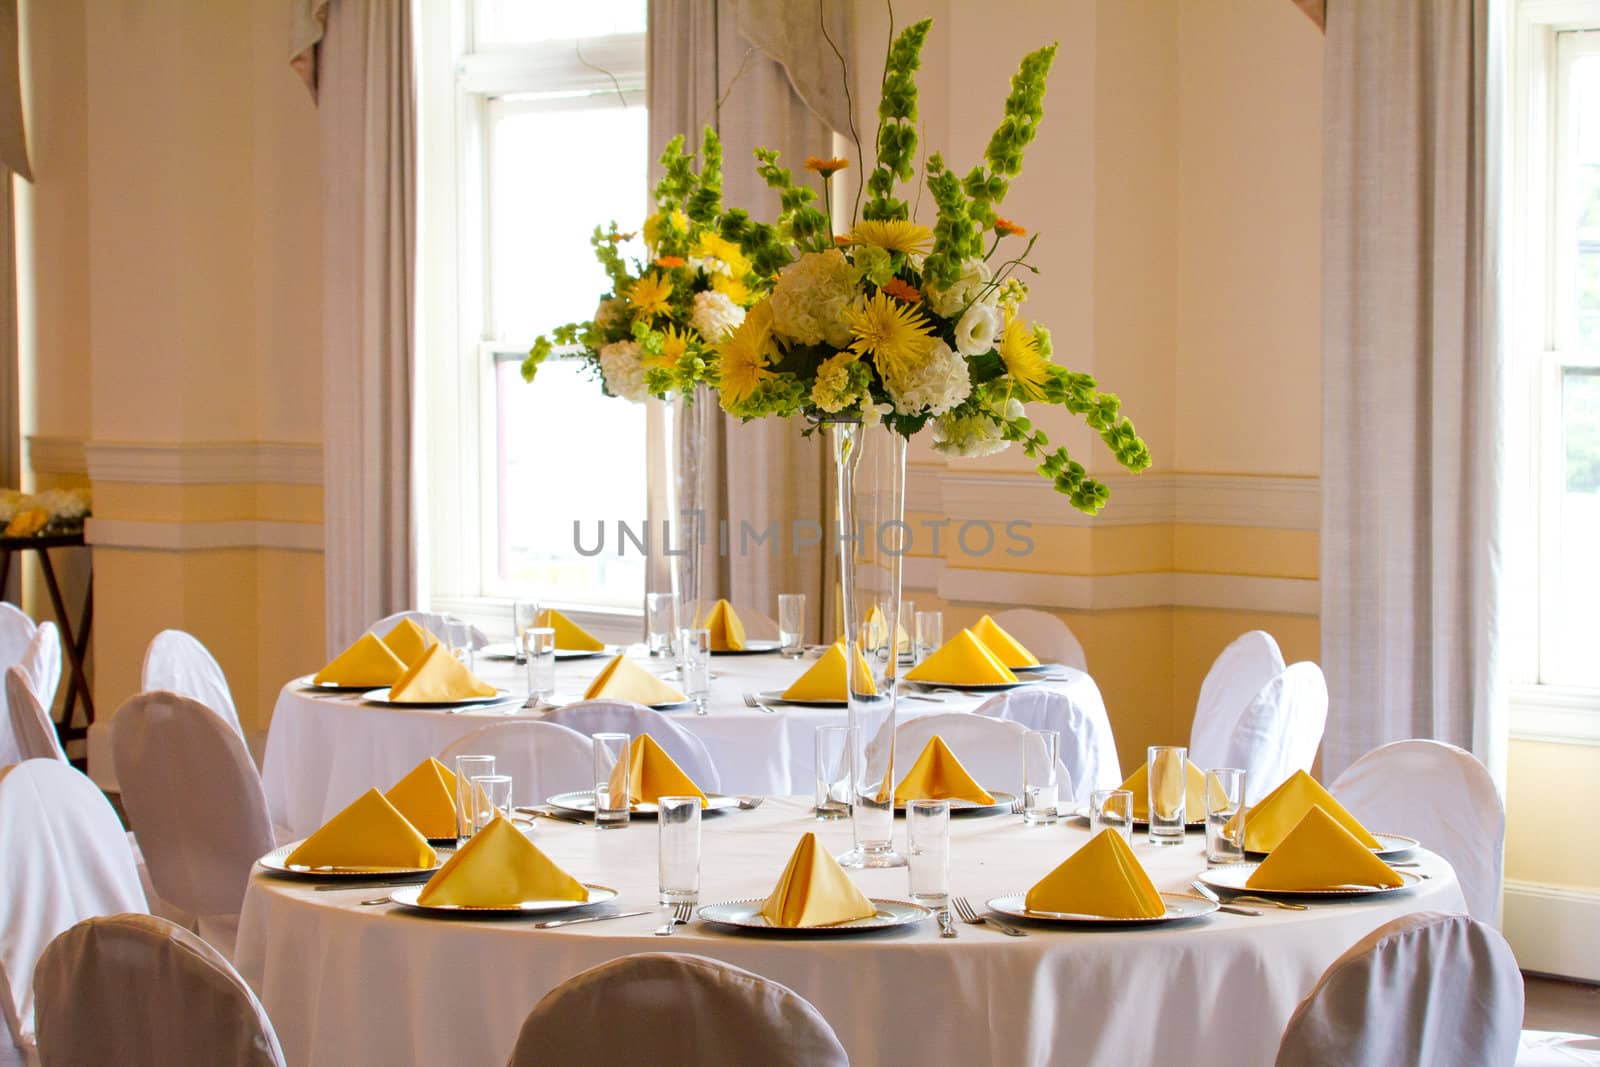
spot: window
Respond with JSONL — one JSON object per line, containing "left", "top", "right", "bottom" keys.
{"left": 419, "top": 1, "right": 650, "bottom": 623}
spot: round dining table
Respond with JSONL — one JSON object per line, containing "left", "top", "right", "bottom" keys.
{"left": 233, "top": 796, "right": 1466, "bottom": 1067}
{"left": 258, "top": 648, "right": 1118, "bottom": 837}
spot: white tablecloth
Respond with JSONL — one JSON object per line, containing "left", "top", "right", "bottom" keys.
{"left": 259, "top": 651, "right": 1115, "bottom": 837}
{"left": 234, "top": 797, "right": 1466, "bottom": 1067}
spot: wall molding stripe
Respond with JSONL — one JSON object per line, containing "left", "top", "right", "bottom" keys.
{"left": 917, "top": 564, "right": 1318, "bottom": 614}
{"left": 1502, "top": 881, "right": 1600, "bottom": 982}
{"left": 27, "top": 434, "right": 88, "bottom": 476}
{"left": 84, "top": 440, "right": 323, "bottom": 485}
{"left": 85, "top": 517, "right": 323, "bottom": 552}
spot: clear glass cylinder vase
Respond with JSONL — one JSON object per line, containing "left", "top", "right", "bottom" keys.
{"left": 668, "top": 384, "right": 713, "bottom": 660}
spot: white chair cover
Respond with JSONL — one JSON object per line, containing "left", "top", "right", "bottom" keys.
{"left": 894, "top": 712, "right": 1070, "bottom": 797}
{"left": 991, "top": 608, "right": 1087, "bottom": 671}
{"left": 32, "top": 914, "right": 286, "bottom": 1067}
{"left": 5, "top": 667, "right": 64, "bottom": 763}
{"left": 437, "top": 721, "right": 594, "bottom": 806}
{"left": 1518, "top": 1031, "right": 1600, "bottom": 1066}
{"left": 18, "top": 623, "right": 59, "bottom": 722}
{"left": 0, "top": 760, "right": 147, "bottom": 1062}
{"left": 0, "top": 603, "right": 36, "bottom": 677}
{"left": 508, "top": 953, "right": 848, "bottom": 1067}
{"left": 141, "top": 630, "right": 243, "bottom": 739}
{"left": 1189, "top": 630, "right": 1285, "bottom": 770}
{"left": 976, "top": 687, "right": 1121, "bottom": 801}
{"left": 1330, "top": 739, "right": 1506, "bottom": 925}
{"left": 1217, "top": 661, "right": 1328, "bottom": 804}
{"left": 1275, "top": 911, "right": 1523, "bottom": 1067}
{"left": 542, "top": 700, "right": 722, "bottom": 792}
{"left": 111, "top": 692, "right": 275, "bottom": 958}
{"left": 365, "top": 611, "right": 489, "bottom": 650}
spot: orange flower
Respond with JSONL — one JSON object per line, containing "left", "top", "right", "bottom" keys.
{"left": 805, "top": 156, "right": 850, "bottom": 177}
{"left": 880, "top": 278, "right": 922, "bottom": 304}
{"left": 655, "top": 256, "right": 687, "bottom": 268}
{"left": 607, "top": 231, "right": 638, "bottom": 243}
{"left": 994, "top": 217, "right": 1027, "bottom": 237}
{"left": 833, "top": 234, "right": 854, "bottom": 246}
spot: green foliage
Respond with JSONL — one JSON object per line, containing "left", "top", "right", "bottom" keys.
{"left": 591, "top": 224, "right": 633, "bottom": 295}
{"left": 864, "top": 18, "right": 932, "bottom": 222}
{"left": 718, "top": 209, "right": 794, "bottom": 276}
{"left": 924, "top": 155, "right": 982, "bottom": 288}
{"left": 965, "top": 43, "right": 1056, "bottom": 229}
{"left": 754, "top": 149, "right": 832, "bottom": 252}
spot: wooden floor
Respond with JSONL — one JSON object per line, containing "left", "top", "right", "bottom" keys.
{"left": 1525, "top": 975, "right": 1600, "bottom": 1032}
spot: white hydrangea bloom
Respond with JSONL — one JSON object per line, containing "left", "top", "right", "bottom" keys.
{"left": 689, "top": 290, "right": 745, "bottom": 342}
{"left": 930, "top": 399, "right": 1022, "bottom": 458}
{"left": 926, "top": 258, "right": 994, "bottom": 318}
{"left": 769, "top": 249, "right": 856, "bottom": 349}
{"left": 886, "top": 340, "right": 972, "bottom": 416}
{"left": 593, "top": 296, "right": 627, "bottom": 335}
{"left": 953, "top": 302, "right": 1002, "bottom": 357}
{"left": 597, "top": 340, "right": 649, "bottom": 403}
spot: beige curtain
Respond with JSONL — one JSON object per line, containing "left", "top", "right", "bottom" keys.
{"left": 291, "top": 0, "right": 418, "bottom": 653}
{"left": 1320, "top": 0, "right": 1505, "bottom": 785}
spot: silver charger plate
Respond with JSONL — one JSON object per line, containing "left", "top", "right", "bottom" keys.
{"left": 1245, "top": 831, "right": 1421, "bottom": 861}
{"left": 697, "top": 898, "right": 930, "bottom": 933}
{"left": 1011, "top": 661, "right": 1067, "bottom": 674}
{"left": 753, "top": 689, "right": 844, "bottom": 708}
{"left": 986, "top": 891, "right": 1219, "bottom": 926}
{"left": 1198, "top": 863, "right": 1422, "bottom": 899}
{"left": 556, "top": 647, "right": 610, "bottom": 660}
{"left": 710, "top": 640, "right": 782, "bottom": 656}
{"left": 294, "top": 674, "right": 380, "bottom": 694}
{"left": 903, "top": 679, "right": 1032, "bottom": 693}
{"left": 257, "top": 844, "right": 442, "bottom": 879}
{"left": 893, "top": 790, "right": 1016, "bottom": 816}
{"left": 545, "top": 791, "right": 742, "bottom": 817}
{"left": 360, "top": 687, "right": 516, "bottom": 709}
{"left": 387, "top": 883, "right": 618, "bottom": 914}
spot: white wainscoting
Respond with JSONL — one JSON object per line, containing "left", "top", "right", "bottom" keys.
{"left": 84, "top": 518, "right": 322, "bottom": 552}
{"left": 84, "top": 440, "right": 322, "bottom": 485}
{"left": 1502, "top": 881, "right": 1600, "bottom": 982}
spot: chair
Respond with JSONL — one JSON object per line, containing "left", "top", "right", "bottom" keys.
{"left": 894, "top": 712, "right": 1070, "bottom": 797}
{"left": 1189, "top": 630, "right": 1285, "bottom": 770}
{"left": 141, "top": 630, "right": 244, "bottom": 739}
{"left": 976, "top": 687, "right": 1122, "bottom": 801}
{"left": 18, "top": 621, "right": 60, "bottom": 720}
{"left": 0, "top": 626, "right": 60, "bottom": 766}
{"left": 111, "top": 692, "right": 276, "bottom": 960}
{"left": 0, "top": 760, "right": 147, "bottom": 1065}
{"left": 1208, "top": 661, "right": 1327, "bottom": 804}
{"left": 1330, "top": 739, "right": 1505, "bottom": 925}
{"left": 1518, "top": 1031, "right": 1600, "bottom": 1065}
{"left": 5, "top": 666, "right": 65, "bottom": 763}
{"left": 991, "top": 608, "right": 1087, "bottom": 671}
{"left": 0, "top": 603, "right": 36, "bottom": 676}
{"left": 542, "top": 700, "right": 722, "bottom": 792}
{"left": 32, "top": 914, "right": 286, "bottom": 1067}
{"left": 438, "top": 721, "right": 594, "bottom": 806}
{"left": 508, "top": 953, "right": 848, "bottom": 1067}
{"left": 1275, "top": 911, "right": 1522, "bottom": 1066}
{"left": 366, "top": 610, "right": 489, "bottom": 649}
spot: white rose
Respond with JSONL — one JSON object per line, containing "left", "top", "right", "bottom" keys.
{"left": 953, "top": 303, "right": 1002, "bottom": 356}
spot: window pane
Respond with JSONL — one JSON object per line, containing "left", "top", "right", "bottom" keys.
{"left": 475, "top": 0, "right": 646, "bottom": 46}
{"left": 1572, "top": 55, "right": 1600, "bottom": 351}
{"left": 495, "top": 358, "right": 646, "bottom": 606}
{"left": 1548, "top": 368, "right": 1600, "bottom": 686}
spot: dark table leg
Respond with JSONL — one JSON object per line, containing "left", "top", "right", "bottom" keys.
{"left": 39, "top": 548, "right": 96, "bottom": 740}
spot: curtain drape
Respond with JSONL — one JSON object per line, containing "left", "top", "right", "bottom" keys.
{"left": 1320, "top": 0, "right": 1505, "bottom": 786}
{"left": 291, "top": 0, "right": 418, "bottom": 654}
{"left": 647, "top": 0, "right": 850, "bottom": 641}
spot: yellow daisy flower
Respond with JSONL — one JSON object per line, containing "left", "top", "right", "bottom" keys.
{"left": 847, "top": 290, "right": 937, "bottom": 387}
{"left": 714, "top": 300, "right": 778, "bottom": 405}
{"left": 627, "top": 272, "right": 674, "bottom": 320}
{"left": 998, "top": 314, "right": 1051, "bottom": 400}
{"left": 653, "top": 325, "right": 692, "bottom": 369}
{"left": 850, "top": 219, "right": 935, "bottom": 256}
{"left": 710, "top": 272, "right": 752, "bottom": 306}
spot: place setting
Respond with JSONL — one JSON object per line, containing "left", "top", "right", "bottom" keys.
{"left": 543, "top": 733, "right": 743, "bottom": 820}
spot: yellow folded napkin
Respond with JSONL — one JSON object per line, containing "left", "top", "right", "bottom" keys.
{"left": 387, "top": 642, "right": 497, "bottom": 703}
{"left": 605, "top": 734, "right": 709, "bottom": 807}
{"left": 862, "top": 605, "right": 910, "bottom": 654}
{"left": 382, "top": 618, "right": 436, "bottom": 666}
{"left": 1246, "top": 805, "right": 1404, "bottom": 891}
{"left": 781, "top": 641, "right": 877, "bottom": 702}
{"left": 893, "top": 735, "right": 996, "bottom": 806}
{"left": 284, "top": 788, "right": 438, "bottom": 870}
{"left": 1119, "top": 757, "right": 1207, "bottom": 822}
{"left": 536, "top": 608, "right": 606, "bottom": 652}
{"left": 582, "top": 654, "right": 688, "bottom": 706}
{"left": 759, "top": 832, "right": 877, "bottom": 928}
{"left": 904, "top": 629, "right": 1019, "bottom": 685}
{"left": 417, "top": 815, "right": 589, "bottom": 907}
{"left": 970, "top": 614, "right": 1040, "bottom": 668}
{"left": 1244, "top": 769, "right": 1382, "bottom": 852}
{"left": 312, "top": 633, "right": 408, "bottom": 687}
{"left": 697, "top": 599, "right": 746, "bottom": 651}
{"left": 384, "top": 757, "right": 458, "bottom": 839}
{"left": 1025, "top": 828, "right": 1166, "bottom": 919}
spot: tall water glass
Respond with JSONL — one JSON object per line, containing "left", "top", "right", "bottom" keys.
{"left": 913, "top": 611, "right": 943, "bottom": 665}
{"left": 593, "top": 733, "right": 631, "bottom": 829}
{"left": 1204, "top": 767, "right": 1247, "bottom": 864}
{"left": 445, "top": 619, "right": 475, "bottom": 671}
{"left": 453, "top": 754, "right": 495, "bottom": 843}
{"left": 511, "top": 600, "right": 541, "bottom": 663}
{"left": 524, "top": 626, "right": 556, "bottom": 704}
{"left": 657, "top": 796, "right": 702, "bottom": 905}
{"left": 470, "top": 774, "right": 513, "bottom": 833}
{"left": 906, "top": 799, "right": 951, "bottom": 911}
{"left": 1090, "top": 788, "right": 1134, "bottom": 843}
{"left": 1022, "top": 730, "right": 1060, "bottom": 825}
{"left": 645, "top": 593, "right": 678, "bottom": 658}
{"left": 1147, "top": 745, "right": 1188, "bottom": 846}
{"left": 814, "top": 725, "right": 853, "bottom": 820}
{"left": 777, "top": 594, "right": 806, "bottom": 658}
{"left": 683, "top": 628, "right": 712, "bottom": 714}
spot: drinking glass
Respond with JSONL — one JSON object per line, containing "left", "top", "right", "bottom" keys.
{"left": 645, "top": 593, "right": 678, "bottom": 658}
{"left": 445, "top": 618, "right": 475, "bottom": 670}
{"left": 1204, "top": 767, "right": 1247, "bottom": 864}
{"left": 524, "top": 626, "right": 556, "bottom": 704}
{"left": 1022, "top": 730, "right": 1060, "bottom": 825}
{"left": 913, "top": 611, "right": 943, "bottom": 665}
{"left": 906, "top": 799, "right": 951, "bottom": 911}
{"left": 470, "top": 774, "right": 513, "bottom": 833}
{"left": 511, "top": 600, "right": 541, "bottom": 663}
{"left": 683, "top": 627, "right": 712, "bottom": 714}
{"left": 1147, "top": 745, "right": 1188, "bottom": 846}
{"left": 814, "top": 725, "right": 853, "bottom": 820}
{"left": 1090, "top": 788, "right": 1134, "bottom": 843}
{"left": 657, "top": 796, "right": 702, "bottom": 905}
{"left": 592, "top": 733, "right": 631, "bottom": 829}
{"left": 777, "top": 594, "right": 806, "bottom": 658}
{"left": 453, "top": 754, "right": 494, "bottom": 843}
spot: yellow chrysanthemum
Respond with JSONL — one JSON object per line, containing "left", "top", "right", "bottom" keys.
{"left": 643, "top": 209, "right": 689, "bottom": 249}
{"left": 850, "top": 219, "right": 935, "bottom": 256}
{"left": 628, "top": 273, "right": 674, "bottom": 320}
{"left": 847, "top": 290, "right": 937, "bottom": 388}
{"left": 710, "top": 272, "right": 752, "bottom": 306}
{"left": 693, "top": 232, "right": 740, "bottom": 266}
{"left": 998, "top": 314, "right": 1051, "bottom": 400}
{"left": 714, "top": 300, "right": 778, "bottom": 405}
{"left": 652, "top": 325, "right": 692, "bottom": 369}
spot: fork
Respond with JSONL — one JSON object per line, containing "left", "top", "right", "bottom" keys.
{"left": 951, "top": 895, "right": 1026, "bottom": 937}
{"left": 1189, "top": 880, "right": 1307, "bottom": 911}
{"left": 654, "top": 901, "right": 695, "bottom": 936}
{"left": 740, "top": 693, "right": 778, "bottom": 715}
{"left": 1009, "top": 796, "right": 1026, "bottom": 815}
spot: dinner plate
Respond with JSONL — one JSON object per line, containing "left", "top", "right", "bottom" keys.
{"left": 696, "top": 898, "right": 930, "bottom": 934}
{"left": 893, "top": 791, "right": 1016, "bottom": 816}
{"left": 903, "top": 679, "right": 1033, "bottom": 693}
{"left": 986, "top": 892, "right": 1218, "bottom": 926}
{"left": 387, "top": 883, "right": 619, "bottom": 915}
{"left": 257, "top": 844, "right": 442, "bottom": 879}
{"left": 293, "top": 675, "right": 377, "bottom": 694}
{"left": 752, "top": 689, "right": 845, "bottom": 708}
{"left": 1197, "top": 863, "right": 1423, "bottom": 899}
{"left": 360, "top": 687, "right": 517, "bottom": 709}
{"left": 710, "top": 640, "right": 782, "bottom": 656}
{"left": 544, "top": 791, "right": 742, "bottom": 817}
{"left": 1010, "top": 662, "right": 1068, "bottom": 674}
{"left": 1245, "top": 831, "right": 1420, "bottom": 861}
{"left": 555, "top": 647, "right": 610, "bottom": 660}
